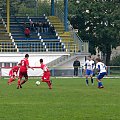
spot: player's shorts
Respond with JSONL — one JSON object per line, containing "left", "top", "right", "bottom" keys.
{"left": 42, "top": 71, "right": 50, "bottom": 81}
{"left": 19, "top": 71, "right": 28, "bottom": 79}
{"left": 97, "top": 72, "right": 107, "bottom": 80}
{"left": 86, "top": 69, "right": 93, "bottom": 76}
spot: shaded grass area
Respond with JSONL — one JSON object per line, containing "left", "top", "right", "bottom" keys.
{"left": 0, "top": 78, "right": 120, "bottom": 120}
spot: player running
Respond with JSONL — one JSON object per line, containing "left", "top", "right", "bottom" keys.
{"left": 84, "top": 55, "right": 95, "bottom": 86}
{"left": 8, "top": 63, "right": 21, "bottom": 85}
{"left": 95, "top": 58, "right": 107, "bottom": 89}
{"left": 17, "top": 54, "right": 34, "bottom": 89}
{"left": 39, "top": 58, "right": 52, "bottom": 89}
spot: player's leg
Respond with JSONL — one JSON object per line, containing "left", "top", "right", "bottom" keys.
{"left": 86, "top": 75, "right": 89, "bottom": 86}
{"left": 47, "top": 72, "right": 52, "bottom": 89}
{"left": 8, "top": 75, "right": 16, "bottom": 84}
{"left": 76, "top": 68, "right": 78, "bottom": 76}
{"left": 8, "top": 71, "right": 13, "bottom": 84}
{"left": 90, "top": 71, "right": 94, "bottom": 85}
{"left": 42, "top": 72, "right": 52, "bottom": 89}
{"left": 74, "top": 68, "right": 76, "bottom": 76}
{"left": 20, "top": 72, "right": 28, "bottom": 86}
{"left": 85, "top": 69, "right": 89, "bottom": 86}
{"left": 91, "top": 76, "right": 94, "bottom": 85}
{"left": 17, "top": 72, "right": 22, "bottom": 89}
{"left": 8, "top": 77, "right": 13, "bottom": 85}
{"left": 96, "top": 73, "right": 104, "bottom": 88}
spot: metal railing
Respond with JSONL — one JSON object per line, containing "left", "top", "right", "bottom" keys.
{"left": 0, "top": 41, "right": 68, "bottom": 52}
{"left": 1, "top": 66, "right": 120, "bottom": 77}
{"left": 54, "top": 3, "right": 88, "bottom": 53}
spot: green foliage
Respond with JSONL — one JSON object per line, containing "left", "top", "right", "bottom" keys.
{"left": 3, "top": 0, "right": 51, "bottom": 16}
{"left": 68, "top": 0, "right": 120, "bottom": 65}
{"left": 0, "top": 78, "right": 120, "bottom": 120}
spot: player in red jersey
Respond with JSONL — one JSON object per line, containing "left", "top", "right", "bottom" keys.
{"left": 8, "top": 63, "right": 21, "bottom": 85}
{"left": 39, "top": 59, "right": 52, "bottom": 89}
{"left": 17, "top": 54, "right": 34, "bottom": 89}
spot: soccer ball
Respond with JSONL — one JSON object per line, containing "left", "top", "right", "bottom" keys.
{"left": 35, "top": 81, "right": 40, "bottom": 86}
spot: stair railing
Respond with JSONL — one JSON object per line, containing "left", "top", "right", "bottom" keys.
{"left": 54, "top": 3, "right": 84, "bottom": 53}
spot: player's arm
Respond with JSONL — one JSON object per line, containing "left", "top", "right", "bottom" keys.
{"left": 28, "top": 65, "right": 34, "bottom": 70}
{"left": 83, "top": 63, "right": 87, "bottom": 72}
{"left": 96, "top": 64, "right": 100, "bottom": 74}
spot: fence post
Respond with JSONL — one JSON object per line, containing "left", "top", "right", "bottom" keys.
{"left": 79, "top": 67, "right": 83, "bottom": 77}
{"left": 51, "top": 68, "right": 55, "bottom": 77}
{"left": 107, "top": 66, "right": 110, "bottom": 75}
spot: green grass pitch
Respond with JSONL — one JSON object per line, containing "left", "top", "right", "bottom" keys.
{"left": 0, "top": 77, "right": 120, "bottom": 120}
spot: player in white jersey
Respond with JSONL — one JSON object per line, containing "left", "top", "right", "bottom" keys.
{"left": 84, "top": 56, "right": 95, "bottom": 86}
{"left": 95, "top": 58, "right": 107, "bottom": 89}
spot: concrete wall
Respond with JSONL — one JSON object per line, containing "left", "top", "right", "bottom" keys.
{"left": 0, "top": 52, "right": 69, "bottom": 67}
{"left": 0, "top": 52, "right": 70, "bottom": 76}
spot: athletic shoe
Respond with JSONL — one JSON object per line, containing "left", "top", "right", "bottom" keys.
{"left": 20, "top": 85, "right": 22, "bottom": 88}
{"left": 49, "top": 87, "right": 52, "bottom": 89}
{"left": 8, "top": 82, "right": 11, "bottom": 85}
{"left": 98, "top": 86, "right": 104, "bottom": 89}
{"left": 17, "top": 86, "right": 19, "bottom": 89}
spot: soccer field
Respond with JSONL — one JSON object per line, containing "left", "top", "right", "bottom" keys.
{"left": 0, "top": 77, "right": 120, "bottom": 120}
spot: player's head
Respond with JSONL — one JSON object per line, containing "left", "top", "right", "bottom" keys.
{"left": 95, "top": 58, "right": 101, "bottom": 63}
{"left": 18, "top": 63, "right": 22, "bottom": 67}
{"left": 76, "top": 57, "right": 78, "bottom": 60}
{"left": 40, "top": 59, "right": 43, "bottom": 63}
{"left": 87, "top": 55, "right": 91, "bottom": 60}
{"left": 25, "top": 54, "right": 29, "bottom": 58}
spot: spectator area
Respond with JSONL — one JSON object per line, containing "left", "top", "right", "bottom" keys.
{"left": 0, "top": 18, "right": 17, "bottom": 52}
{"left": 2, "top": 16, "right": 66, "bottom": 52}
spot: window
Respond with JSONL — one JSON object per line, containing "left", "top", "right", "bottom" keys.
{"left": 12, "top": 63, "right": 18, "bottom": 67}
{"left": 4, "top": 63, "right": 10, "bottom": 67}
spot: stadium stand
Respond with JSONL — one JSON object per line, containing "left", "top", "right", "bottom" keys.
{"left": 0, "top": 18, "right": 17, "bottom": 52}
{"left": 2, "top": 16, "right": 66, "bottom": 52}
{"left": 48, "top": 16, "right": 79, "bottom": 52}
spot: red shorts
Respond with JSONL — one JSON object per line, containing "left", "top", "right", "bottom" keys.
{"left": 42, "top": 71, "right": 50, "bottom": 81}
{"left": 19, "top": 71, "right": 28, "bottom": 79}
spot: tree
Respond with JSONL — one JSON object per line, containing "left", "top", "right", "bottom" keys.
{"left": 68, "top": 0, "right": 120, "bottom": 65}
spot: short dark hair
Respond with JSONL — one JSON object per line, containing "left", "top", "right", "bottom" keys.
{"left": 88, "top": 55, "right": 91, "bottom": 58}
{"left": 18, "top": 63, "right": 22, "bottom": 66}
{"left": 40, "top": 59, "right": 43, "bottom": 63}
{"left": 25, "top": 54, "right": 29, "bottom": 58}
{"left": 96, "top": 58, "right": 101, "bottom": 62}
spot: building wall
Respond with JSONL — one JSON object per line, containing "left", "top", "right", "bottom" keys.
{"left": 0, "top": 52, "right": 70, "bottom": 76}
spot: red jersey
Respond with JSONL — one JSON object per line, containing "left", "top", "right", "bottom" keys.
{"left": 20, "top": 58, "right": 29, "bottom": 72}
{"left": 40, "top": 63, "right": 49, "bottom": 72}
{"left": 12, "top": 66, "right": 19, "bottom": 73}
{"left": 9, "top": 66, "right": 19, "bottom": 76}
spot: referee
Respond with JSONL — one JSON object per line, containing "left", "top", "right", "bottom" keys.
{"left": 73, "top": 57, "right": 80, "bottom": 76}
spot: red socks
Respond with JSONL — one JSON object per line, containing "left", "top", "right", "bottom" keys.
{"left": 8, "top": 78, "right": 15, "bottom": 85}
{"left": 21, "top": 80, "right": 26, "bottom": 85}
{"left": 17, "top": 79, "right": 21, "bottom": 86}
{"left": 42, "top": 80, "right": 52, "bottom": 89}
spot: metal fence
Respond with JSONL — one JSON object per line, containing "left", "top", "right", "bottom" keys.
{"left": 0, "top": 66, "right": 120, "bottom": 78}
{"left": 0, "top": 41, "right": 67, "bottom": 52}
{"left": 50, "top": 66, "right": 120, "bottom": 77}
{"left": 0, "top": 66, "right": 120, "bottom": 77}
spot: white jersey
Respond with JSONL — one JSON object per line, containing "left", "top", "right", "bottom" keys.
{"left": 84, "top": 60, "right": 95, "bottom": 70}
{"left": 96, "top": 62, "right": 107, "bottom": 73}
